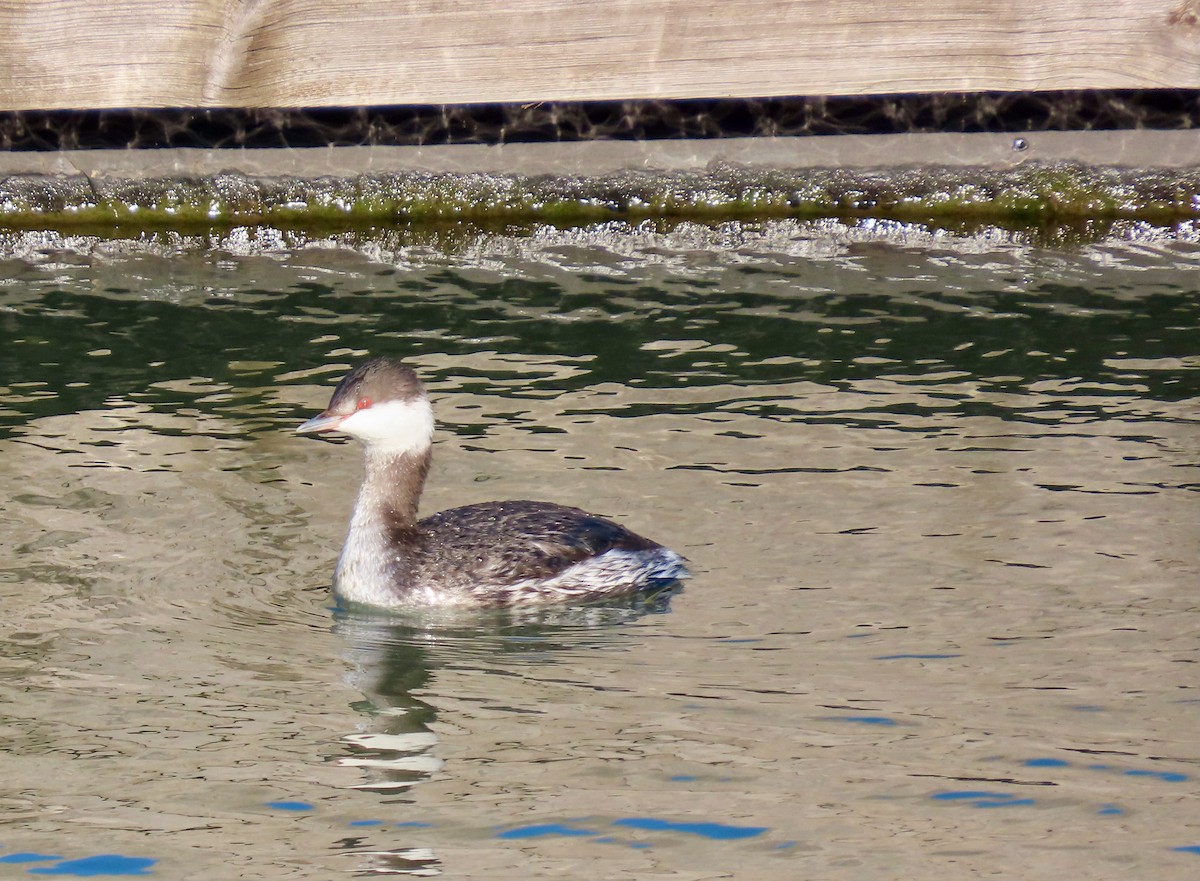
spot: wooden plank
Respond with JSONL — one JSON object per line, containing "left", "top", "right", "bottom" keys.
{"left": 1, "top": 0, "right": 1199, "bottom": 111}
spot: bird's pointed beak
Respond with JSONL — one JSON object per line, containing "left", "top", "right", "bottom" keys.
{"left": 295, "top": 410, "right": 345, "bottom": 434}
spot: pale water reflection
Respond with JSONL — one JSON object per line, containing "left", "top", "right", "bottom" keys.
{"left": 0, "top": 220, "right": 1197, "bottom": 878}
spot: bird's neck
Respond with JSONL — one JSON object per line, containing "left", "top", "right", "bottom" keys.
{"left": 353, "top": 445, "right": 431, "bottom": 532}
{"left": 334, "top": 445, "right": 431, "bottom": 600}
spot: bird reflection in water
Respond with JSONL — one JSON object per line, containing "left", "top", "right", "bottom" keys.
{"left": 329, "top": 586, "right": 680, "bottom": 875}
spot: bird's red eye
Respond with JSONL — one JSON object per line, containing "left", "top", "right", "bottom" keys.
{"left": 356, "top": 397, "right": 372, "bottom": 410}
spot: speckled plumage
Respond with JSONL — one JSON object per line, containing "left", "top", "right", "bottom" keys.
{"left": 298, "top": 357, "right": 687, "bottom": 608}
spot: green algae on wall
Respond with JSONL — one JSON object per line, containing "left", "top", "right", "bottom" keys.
{"left": 0, "top": 162, "right": 1197, "bottom": 238}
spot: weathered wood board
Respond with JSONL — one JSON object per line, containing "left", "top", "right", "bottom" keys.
{"left": 2, "top": 0, "right": 1199, "bottom": 110}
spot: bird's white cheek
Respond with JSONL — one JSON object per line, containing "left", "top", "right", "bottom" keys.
{"left": 338, "top": 399, "right": 434, "bottom": 452}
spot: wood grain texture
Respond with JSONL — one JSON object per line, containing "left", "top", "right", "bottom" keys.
{"left": 2, "top": 0, "right": 1199, "bottom": 110}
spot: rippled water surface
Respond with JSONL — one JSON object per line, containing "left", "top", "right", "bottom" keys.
{"left": 1, "top": 221, "right": 1198, "bottom": 879}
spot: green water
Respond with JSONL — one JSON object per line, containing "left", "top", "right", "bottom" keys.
{"left": 1, "top": 220, "right": 1198, "bottom": 878}
{"left": 5, "top": 223, "right": 1200, "bottom": 435}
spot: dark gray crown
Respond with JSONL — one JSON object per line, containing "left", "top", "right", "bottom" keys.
{"left": 326, "top": 356, "right": 426, "bottom": 415}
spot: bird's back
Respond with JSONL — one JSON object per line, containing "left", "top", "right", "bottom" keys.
{"left": 401, "top": 500, "right": 681, "bottom": 604}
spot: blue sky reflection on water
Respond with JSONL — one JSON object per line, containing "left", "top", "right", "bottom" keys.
{"left": 0, "top": 854, "right": 159, "bottom": 877}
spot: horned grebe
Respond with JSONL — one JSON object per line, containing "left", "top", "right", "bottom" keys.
{"left": 296, "top": 357, "right": 687, "bottom": 607}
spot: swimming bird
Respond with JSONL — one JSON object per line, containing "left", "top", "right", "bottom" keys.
{"left": 297, "top": 357, "right": 687, "bottom": 607}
